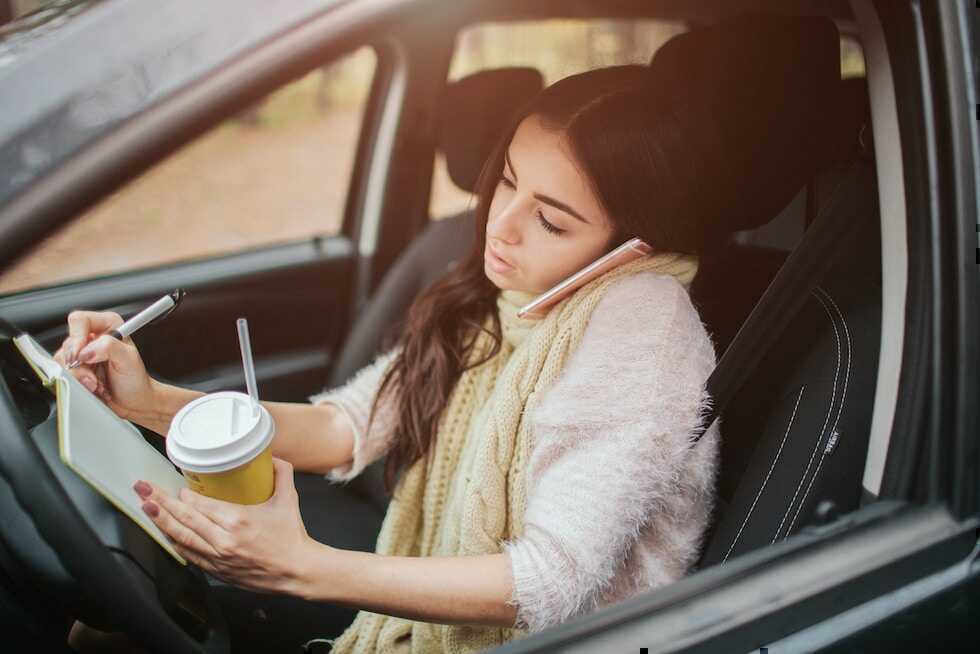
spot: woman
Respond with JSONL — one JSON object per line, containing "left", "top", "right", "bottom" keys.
{"left": 59, "top": 65, "right": 721, "bottom": 652}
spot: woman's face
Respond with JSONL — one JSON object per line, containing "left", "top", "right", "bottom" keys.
{"left": 484, "top": 115, "right": 617, "bottom": 295}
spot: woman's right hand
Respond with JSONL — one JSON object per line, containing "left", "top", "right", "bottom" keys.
{"left": 52, "top": 310, "right": 156, "bottom": 421}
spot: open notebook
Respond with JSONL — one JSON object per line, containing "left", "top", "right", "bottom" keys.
{"left": 13, "top": 333, "right": 187, "bottom": 565}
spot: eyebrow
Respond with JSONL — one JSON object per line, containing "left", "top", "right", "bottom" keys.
{"left": 504, "top": 149, "right": 591, "bottom": 225}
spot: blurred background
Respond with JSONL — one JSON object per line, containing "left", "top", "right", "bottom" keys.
{"left": 0, "top": 4, "right": 864, "bottom": 295}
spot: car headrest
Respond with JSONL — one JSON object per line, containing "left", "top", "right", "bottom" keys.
{"left": 648, "top": 13, "right": 844, "bottom": 234}
{"left": 438, "top": 67, "right": 545, "bottom": 193}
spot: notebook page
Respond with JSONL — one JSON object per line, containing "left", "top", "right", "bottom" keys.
{"left": 57, "top": 373, "right": 188, "bottom": 565}
{"left": 13, "top": 334, "right": 188, "bottom": 564}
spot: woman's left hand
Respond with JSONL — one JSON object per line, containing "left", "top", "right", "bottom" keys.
{"left": 134, "top": 457, "right": 320, "bottom": 596}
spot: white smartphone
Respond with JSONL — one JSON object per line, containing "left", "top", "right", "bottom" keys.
{"left": 517, "top": 237, "right": 653, "bottom": 318}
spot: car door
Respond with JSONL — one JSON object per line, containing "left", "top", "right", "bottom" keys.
{"left": 0, "top": 9, "right": 395, "bottom": 407}
{"left": 489, "top": 1, "right": 980, "bottom": 652}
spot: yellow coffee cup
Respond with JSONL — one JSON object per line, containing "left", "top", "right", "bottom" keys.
{"left": 166, "top": 391, "right": 276, "bottom": 505}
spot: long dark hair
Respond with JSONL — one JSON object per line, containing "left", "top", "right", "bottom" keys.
{"left": 369, "top": 65, "right": 711, "bottom": 496}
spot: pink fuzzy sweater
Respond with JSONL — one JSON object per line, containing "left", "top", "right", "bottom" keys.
{"left": 308, "top": 272, "right": 721, "bottom": 633}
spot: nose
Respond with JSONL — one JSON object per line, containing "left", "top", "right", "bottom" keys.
{"left": 487, "top": 197, "right": 523, "bottom": 245}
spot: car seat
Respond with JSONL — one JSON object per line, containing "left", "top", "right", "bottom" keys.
{"left": 697, "top": 110, "right": 881, "bottom": 566}
{"left": 688, "top": 75, "right": 874, "bottom": 357}
{"left": 638, "top": 15, "right": 885, "bottom": 564}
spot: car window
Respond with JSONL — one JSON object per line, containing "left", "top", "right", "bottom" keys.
{"left": 0, "top": 46, "right": 376, "bottom": 296}
{"left": 430, "top": 19, "right": 687, "bottom": 220}
{"left": 840, "top": 35, "right": 866, "bottom": 79}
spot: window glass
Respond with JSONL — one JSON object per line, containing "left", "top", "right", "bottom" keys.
{"left": 840, "top": 35, "right": 866, "bottom": 79}
{"left": 448, "top": 20, "right": 686, "bottom": 85}
{"left": 431, "top": 20, "right": 686, "bottom": 220}
{"left": 0, "top": 47, "right": 376, "bottom": 295}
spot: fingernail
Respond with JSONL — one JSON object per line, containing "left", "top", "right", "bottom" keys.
{"left": 133, "top": 480, "right": 151, "bottom": 498}
{"left": 81, "top": 377, "right": 97, "bottom": 393}
{"left": 142, "top": 501, "right": 159, "bottom": 518}
{"left": 78, "top": 346, "right": 94, "bottom": 363}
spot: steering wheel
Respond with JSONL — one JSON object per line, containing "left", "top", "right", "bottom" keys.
{"left": 0, "top": 321, "right": 229, "bottom": 654}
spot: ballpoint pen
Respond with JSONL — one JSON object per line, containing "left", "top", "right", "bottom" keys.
{"left": 67, "top": 289, "right": 185, "bottom": 369}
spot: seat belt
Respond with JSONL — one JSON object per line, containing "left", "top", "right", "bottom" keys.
{"left": 692, "top": 162, "right": 877, "bottom": 442}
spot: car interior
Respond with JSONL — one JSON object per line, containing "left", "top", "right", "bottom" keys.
{"left": 0, "top": 0, "right": 937, "bottom": 652}
{"left": 268, "top": 8, "right": 885, "bottom": 652}
{"left": 331, "top": 13, "right": 881, "bottom": 552}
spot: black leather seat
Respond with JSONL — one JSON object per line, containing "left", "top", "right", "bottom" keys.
{"left": 678, "top": 70, "right": 881, "bottom": 566}
{"left": 641, "top": 15, "right": 884, "bottom": 563}
{"left": 698, "top": 157, "right": 881, "bottom": 566}
{"left": 689, "top": 75, "right": 875, "bottom": 357}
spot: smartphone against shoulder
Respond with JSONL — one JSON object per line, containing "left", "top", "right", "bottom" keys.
{"left": 517, "top": 238, "right": 653, "bottom": 319}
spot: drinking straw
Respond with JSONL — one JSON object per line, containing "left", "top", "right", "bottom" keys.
{"left": 236, "top": 318, "right": 260, "bottom": 415}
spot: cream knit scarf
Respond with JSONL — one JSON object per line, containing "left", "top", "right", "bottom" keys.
{"left": 327, "top": 250, "right": 699, "bottom": 654}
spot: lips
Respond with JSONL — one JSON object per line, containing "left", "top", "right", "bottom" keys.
{"left": 487, "top": 243, "right": 515, "bottom": 269}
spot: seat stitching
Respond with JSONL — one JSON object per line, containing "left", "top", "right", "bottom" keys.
{"left": 772, "top": 289, "right": 841, "bottom": 543}
{"left": 723, "top": 384, "right": 807, "bottom": 563}
{"left": 786, "top": 287, "right": 853, "bottom": 535}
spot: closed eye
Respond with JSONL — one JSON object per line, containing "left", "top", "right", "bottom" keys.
{"left": 498, "top": 172, "right": 563, "bottom": 235}
{"left": 537, "top": 211, "right": 564, "bottom": 236}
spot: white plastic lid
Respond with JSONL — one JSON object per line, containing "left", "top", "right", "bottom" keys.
{"left": 166, "top": 391, "right": 275, "bottom": 473}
